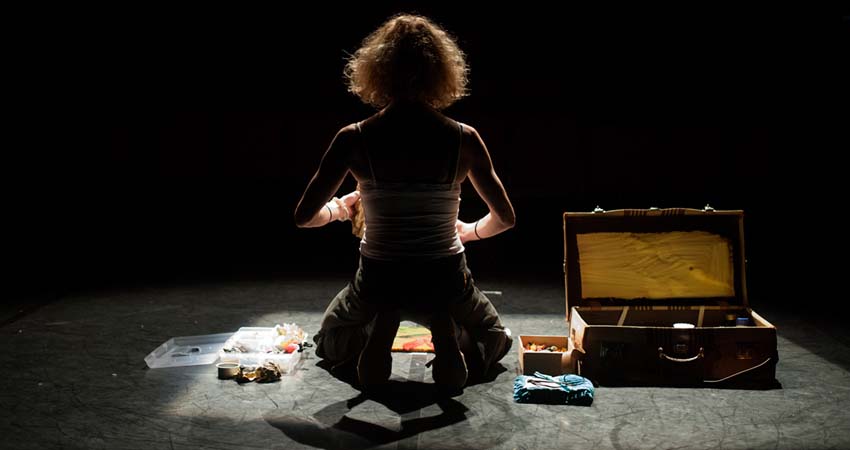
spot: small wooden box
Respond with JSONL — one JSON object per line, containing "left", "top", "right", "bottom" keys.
{"left": 564, "top": 208, "right": 778, "bottom": 388}
{"left": 517, "top": 335, "right": 577, "bottom": 375}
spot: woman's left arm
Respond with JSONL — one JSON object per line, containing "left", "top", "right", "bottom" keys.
{"left": 294, "top": 125, "right": 360, "bottom": 228}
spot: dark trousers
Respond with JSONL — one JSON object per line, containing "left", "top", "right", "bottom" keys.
{"left": 313, "top": 252, "right": 510, "bottom": 377}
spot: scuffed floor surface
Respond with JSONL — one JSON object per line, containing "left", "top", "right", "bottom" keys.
{"left": 2, "top": 274, "right": 849, "bottom": 449}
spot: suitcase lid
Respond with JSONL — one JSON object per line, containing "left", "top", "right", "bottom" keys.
{"left": 564, "top": 207, "right": 748, "bottom": 319}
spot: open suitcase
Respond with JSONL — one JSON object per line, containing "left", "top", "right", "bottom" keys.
{"left": 565, "top": 208, "right": 779, "bottom": 388}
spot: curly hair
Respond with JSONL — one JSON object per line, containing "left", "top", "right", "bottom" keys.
{"left": 344, "top": 14, "right": 469, "bottom": 110}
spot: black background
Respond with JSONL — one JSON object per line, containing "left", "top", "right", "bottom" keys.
{"left": 8, "top": 5, "right": 848, "bottom": 307}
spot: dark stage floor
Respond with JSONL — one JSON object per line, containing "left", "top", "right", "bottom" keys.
{"left": 2, "top": 274, "right": 849, "bottom": 449}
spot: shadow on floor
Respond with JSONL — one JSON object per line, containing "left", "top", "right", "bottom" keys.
{"left": 264, "top": 380, "right": 469, "bottom": 450}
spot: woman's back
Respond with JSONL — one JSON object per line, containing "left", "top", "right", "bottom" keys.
{"left": 352, "top": 103, "right": 467, "bottom": 260}
{"left": 349, "top": 102, "right": 467, "bottom": 185}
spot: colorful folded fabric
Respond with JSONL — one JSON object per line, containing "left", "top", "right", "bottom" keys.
{"left": 513, "top": 372, "right": 594, "bottom": 406}
{"left": 392, "top": 325, "right": 435, "bottom": 352}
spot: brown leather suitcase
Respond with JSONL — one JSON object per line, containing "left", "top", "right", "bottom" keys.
{"left": 564, "top": 208, "right": 779, "bottom": 388}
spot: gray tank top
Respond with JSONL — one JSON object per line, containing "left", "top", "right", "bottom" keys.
{"left": 356, "top": 121, "right": 466, "bottom": 260}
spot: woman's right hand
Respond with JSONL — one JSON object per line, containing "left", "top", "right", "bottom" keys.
{"left": 456, "top": 220, "right": 476, "bottom": 244}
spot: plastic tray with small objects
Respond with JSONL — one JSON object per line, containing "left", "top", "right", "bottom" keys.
{"left": 217, "top": 324, "right": 307, "bottom": 374}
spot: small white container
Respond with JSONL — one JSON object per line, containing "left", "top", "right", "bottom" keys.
{"left": 216, "top": 362, "right": 241, "bottom": 379}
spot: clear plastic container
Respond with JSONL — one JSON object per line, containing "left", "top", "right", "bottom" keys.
{"left": 144, "top": 332, "right": 234, "bottom": 368}
{"left": 218, "top": 327, "right": 305, "bottom": 374}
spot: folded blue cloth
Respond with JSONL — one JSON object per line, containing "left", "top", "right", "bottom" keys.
{"left": 513, "top": 372, "right": 594, "bottom": 406}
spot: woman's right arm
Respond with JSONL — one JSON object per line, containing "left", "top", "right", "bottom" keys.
{"left": 457, "top": 124, "right": 516, "bottom": 243}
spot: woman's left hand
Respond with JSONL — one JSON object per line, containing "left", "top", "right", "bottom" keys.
{"left": 339, "top": 190, "right": 361, "bottom": 220}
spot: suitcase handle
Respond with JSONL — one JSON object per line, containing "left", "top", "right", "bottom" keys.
{"left": 658, "top": 346, "right": 704, "bottom": 363}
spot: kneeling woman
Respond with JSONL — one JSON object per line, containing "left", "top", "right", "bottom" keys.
{"left": 295, "top": 14, "right": 515, "bottom": 389}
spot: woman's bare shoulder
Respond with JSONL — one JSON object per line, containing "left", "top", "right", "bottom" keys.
{"left": 338, "top": 122, "right": 360, "bottom": 137}
{"left": 322, "top": 122, "right": 365, "bottom": 170}
{"left": 456, "top": 120, "right": 476, "bottom": 134}
{"left": 456, "top": 121, "right": 486, "bottom": 155}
